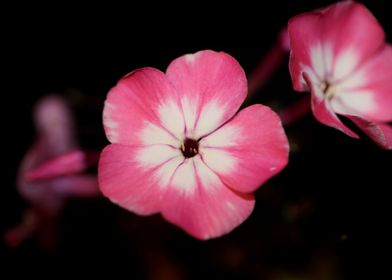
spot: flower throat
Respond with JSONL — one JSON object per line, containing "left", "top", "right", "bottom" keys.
{"left": 181, "top": 138, "right": 199, "bottom": 158}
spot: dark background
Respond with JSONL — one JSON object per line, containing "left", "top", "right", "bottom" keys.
{"left": 1, "top": 1, "right": 391, "bottom": 278}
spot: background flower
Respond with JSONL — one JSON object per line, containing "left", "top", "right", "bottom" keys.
{"left": 288, "top": 0, "right": 392, "bottom": 148}
{"left": 3, "top": 95, "right": 99, "bottom": 250}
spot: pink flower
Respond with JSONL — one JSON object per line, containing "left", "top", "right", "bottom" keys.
{"left": 288, "top": 0, "right": 392, "bottom": 149}
{"left": 5, "top": 95, "right": 99, "bottom": 249}
{"left": 99, "top": 50, "right": 289, "bottom": 240}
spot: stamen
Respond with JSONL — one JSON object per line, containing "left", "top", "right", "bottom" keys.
{"left": 320, "top": 80, "right": 336, "bottom": 99}
{"left": 181, "top": 138, "right": 199, "bottom": 158}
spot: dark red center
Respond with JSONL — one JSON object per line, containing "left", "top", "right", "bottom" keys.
{"left": 181, "top": 138, "right": 199, "bottom": 158}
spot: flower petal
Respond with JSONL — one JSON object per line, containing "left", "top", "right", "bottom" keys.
{"left": 334, "top": 45, "right": 392, "bottom": 122}
{"left": 321, "top": 1, "right": 384, "bottom": 81}
{"left": 304, "top": 73, "right": 359, "bottom": 138}
{"left": 26, "top": 150, "right": 88, "bottom": 182}
{"left": 161, "top": 157, "right": 254, "bottom": 240}
{"left": 98, "top": 144, "right": 183, "bottom": 215}
{"left": 200, "top": 104, "right": 289, "bottom": 193}
{"left": 52, "top": 175, "right": 99, "bottom": 197}
{"left": 103, "top": 68, "right": 184, "bottom": 145}
{"left": 348, "top": 116, "right": 392, "bottom": 149}
{"left": 166, "top": 50, "right": 247, "bottom": 138}
{"left": 34, "top": 95, "right": 77, "bottom": 155}
{"left": 288, "top": 13, "right": 323, "bottom": 91}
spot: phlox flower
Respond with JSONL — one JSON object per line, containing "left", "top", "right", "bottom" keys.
{"left": 4, "top": 95, "right": 99, "bottom": 249}
{"left": 99, "top": 50, "right": 289, "bottom": 239}
{"left": 288, "top": 0, "right": 392, "bottom": 148}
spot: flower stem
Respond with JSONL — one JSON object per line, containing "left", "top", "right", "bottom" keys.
{"left": 278, "top": 95, "right": 311, "bottom": 126}
{"left": 247, "top": 28, "right": 290, "bottom": 98}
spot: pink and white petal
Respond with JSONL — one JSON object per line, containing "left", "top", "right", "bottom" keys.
{"left": 303, "top": 73, "right": 358, "bottom": 138}
{"left": 166, "top": 50, "right": 247, "bottom": 138}
{"left": 26, "top": 149, "right": 88, "bottom": 182}
{"left": 311, "top": 88, "right": 358, "bottom": 138}
{"left": 200, "top": 104, "right": 289, "bottom": 193}
{"left": 348, "top": 116, "right": 392, "bottom": 149}
{"left": 336, "top": 45, "right": 392, "bottom": 122}
{"left": 103, "top": 68, "right": 184, "bottom": 145}
{"left": 161, "top": 157, "right": 254, "bottom": 240}
{"left": 98, "top": 144, "right": 183, "bottom": 215}
{"left": 321, "top": 1, "right": 385, "bottom": 81}
{"left": 288, "top": 13, "right": 323, "bottom": 91}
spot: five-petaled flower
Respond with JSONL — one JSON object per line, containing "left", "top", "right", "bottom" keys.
{"left": 99, "top": 50, "right": 289, "bottom": 239}
{"left": 288, "top": 0, "right": 392, "bottom": 149}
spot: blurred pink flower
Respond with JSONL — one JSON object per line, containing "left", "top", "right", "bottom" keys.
{"left": 288, "top": 0, "right": 392, "bottom": 148}
{"left": 99, "top": 50, "right": 289, "bottom": 240}
{"left": 4, "top": 95, "right": 99, "bottom": 250}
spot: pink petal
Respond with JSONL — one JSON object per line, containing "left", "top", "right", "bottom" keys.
{"left": 161, "top": 157, "right": 255, "bottom": 240}
{"left": 289, "top": 1, "right": 385, "bottom": 89}
{"left": 200, "top": 104, "right": 289, "bottom": 193}
{"left": 17, "top": 148, "right": 65, "bottom": 213}
{"left": 304, "top": 73, "right": 359, "bottom": 138}
{"left": 321, "top": 1, "right": 384, "bottom": 79}
{"left": 348, "top": 116, "right": 392, "bottom": 149}
{"left": 52, "top": 175, "right": 100, "bottom": 197}
{"left": 103, "top": 68, "right": 184, "bottom": 145}
{"left": 25, "top": 149, "right": 88, "bottom": 182}
{"left": 98, "top": 144, "right": 183, "bottom": 216}
{"left": 34, "top": 95, "right": 77, "bottom": 155}
{"left": 166, "top": 50, "right": 247, "bottom": 138}
{"left": 288, "top": 13, "right": 322, "bottom": 91}
{"left": 335, "top": 45, "right": 392, "bottom": 122}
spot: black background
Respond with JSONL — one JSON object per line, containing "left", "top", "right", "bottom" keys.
{"left": 1, "top": 1, "right": 391, "bottom": 278}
